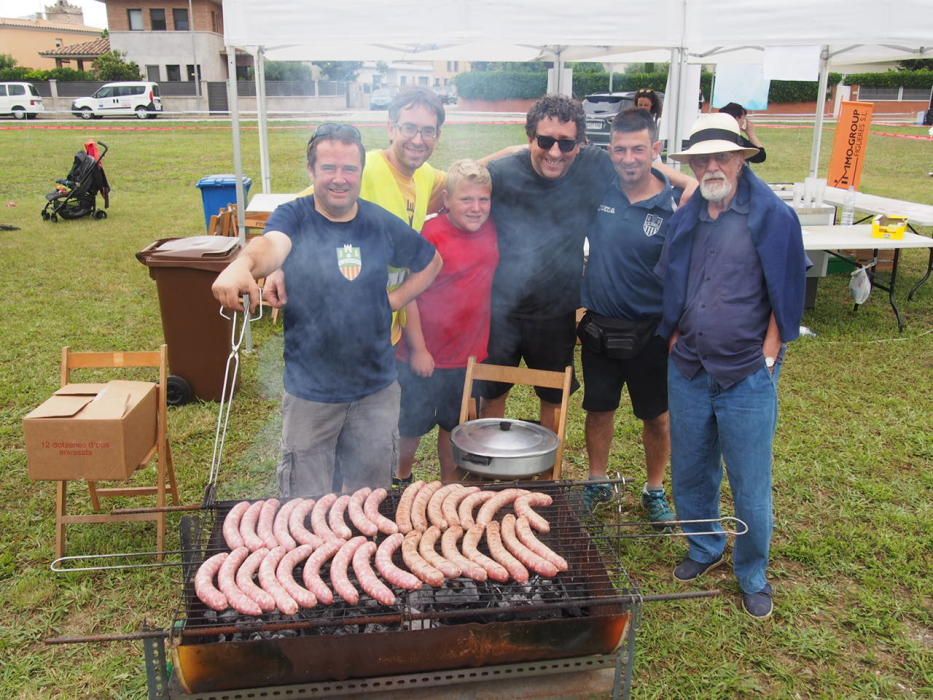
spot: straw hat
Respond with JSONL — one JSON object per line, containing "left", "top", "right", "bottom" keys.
{"left": 669, "top": 113, "right": 760, "bottom": 161}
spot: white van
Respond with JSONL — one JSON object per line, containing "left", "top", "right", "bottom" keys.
{"left": 71, "top": 81, "right": 162, "bottom": 120}
{"left": 0, "top": 82, "right": 45, "bottom": 119}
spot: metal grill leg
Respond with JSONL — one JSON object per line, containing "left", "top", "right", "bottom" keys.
{"left": 613, "top": 599, "right": 640, "bottom": 700}
{"left": 144, "top": 632, "right": 169, "bottom": 700}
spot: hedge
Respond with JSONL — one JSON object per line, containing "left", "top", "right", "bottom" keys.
{"left": 843, "top": 70, "right": 933, "bottom": 88}
{"left": 454, "top": 71, "right": 547, "bottom": 100}
{"left": 0, "top": 67, "right": 95, "bottom": 81}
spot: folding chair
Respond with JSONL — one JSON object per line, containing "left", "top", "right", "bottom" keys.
{"left": 55, "top": 345, "right": 179, "bottom": 559}
{"left": 457, "top": 356, "right": 573, "bottom": 480}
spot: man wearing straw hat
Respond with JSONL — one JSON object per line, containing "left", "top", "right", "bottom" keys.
{"left": 657, "top": 112, "right": 807, "bottom": 619}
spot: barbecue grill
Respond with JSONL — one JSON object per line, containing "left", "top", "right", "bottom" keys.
{"left": 153, "top": 481, "right": 644, "bottom": 698}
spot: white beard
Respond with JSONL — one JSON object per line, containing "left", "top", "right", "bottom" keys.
{"left": 700, "top": 175, "right": 733, "bottom": 203}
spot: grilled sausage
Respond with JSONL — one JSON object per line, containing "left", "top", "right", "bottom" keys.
{"left": 442, "top": 486, "right": 479, "bottom": 530}
{"left": 276, "top": 544, "right": 318, "bottom": 609}
{"left": 364, "top": 488, "right": 399, "bottom": 535}
{"left": 401, "top": 531, "right": 445, "bottom": 587}
{"left": 440, "top": 526, "right": 487, "bottom": 582}
{"left": 514, "top": 492, "right": 553, "bottom": 533}
{"left": 239, "top": 500, "right": 266, "bottom": 552}
{"left": 500, "top": 514, "right": 558, "bottom": 578}
{"left": 311, "top": 493, "right": 341, "bottom": 543}
{"left": 273, "top": 498, "right": 300, "bottom": 550}
{"left": 222, "top": 501, "right": 250, "bottom": 550}
{"left": 194, "top": 552, "right": 229, "bottom": 611}
{"left": 259, "top": 546, "right": 298, "bottom": 615}
{"left": 257, "top": 498, "right": 281, "bottom": 550}
{"left": 289, "top": 498, "right": 324, "bottom": 548}
{"left": 375, "top": 533, "right": 422, "bottom": 591}
{"left": 302, "top": 540, "right": 341, "bottom": 605}
{"left": 457, "top": 490, "right": 495, "bottom": 529}
{"left": 427, "top": 483, "right": 461, "bottom": 529}
{"left": 484, "top": 520, "right": 529, "bottom": 584}
{"left": 463, "top": 523, "right": 509, "bottom": 583}
{"left": 352, "top": 541, "right": 396, "bottom": 606}
{"left": 347, "top": 487, "right": 378, "bottom": 537}
{"left": 236, "top": 547, "right": 276, "bottom": 613}
{"left": 515, "top": 516, "right": 568, "bottom": 571}
{"left": 331, "top": 536, "right": 367, "bottom": 605}
{"left": 411, "top": 480, "right": 442, "bottom": 532}
{"left": 328, "top": 494, "right": 354, "bottom": 541}
{"left": 476, "top": 488, "right": 530, "bottom": 526}
{"left": 395, "top": 480, "right": 425, "bottom": 534}
{"left": 218, "top": 546, "right": 263, "bottom": 616}
{"left": 419, "top": 525, "right": 461, "bottom": 579}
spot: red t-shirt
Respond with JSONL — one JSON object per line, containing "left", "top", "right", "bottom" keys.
{"left": 397, "top": 214, "right": 499, "bottom": 368}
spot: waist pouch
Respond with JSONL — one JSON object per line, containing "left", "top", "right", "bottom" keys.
{"left": 577, "top": 310, "right": 658, "bottom": 360}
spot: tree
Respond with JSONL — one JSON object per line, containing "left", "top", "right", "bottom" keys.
{"left": 897, "top": 59, "right": 933, "bottom": 71}
{"left": 0, "top": 54, "right": 16, "bottom": 70}
{"left": 264, "top": 61, "right": 312, "bottom": 81}
{"left": 315, "top": 61, "right": 363, "bottom": 82}
{"left": 93, "top": 51, "right": 142, "bottom": 81}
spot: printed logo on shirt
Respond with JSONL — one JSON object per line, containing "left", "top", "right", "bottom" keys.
{"left": 643, "top": 213, "right": 664, "bottom": 237}
{"left": 598, "top": 204, "right": 615, "bottom": 215}
{"left": 336, "top": 244, "right": 362, "bottom": 280}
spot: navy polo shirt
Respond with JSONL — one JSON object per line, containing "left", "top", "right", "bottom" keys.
{"left": 582, "top": 168, "right": 675, "bottom": 321}
{"left": 670, "top": 177, "right": 772, "bottom": 389}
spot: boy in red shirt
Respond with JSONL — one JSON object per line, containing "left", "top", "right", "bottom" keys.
{"left": 395, "top": 159, "right": 499, "bottom": 483}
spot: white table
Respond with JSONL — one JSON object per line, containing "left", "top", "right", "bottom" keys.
{"left": 821, "top": 188, "right": 933, "bottom": 228}
{"left": 802, "top": 224, "right": 933, "bottom": 330}
{"left": 244, "top": 193, "right": 298, "bottom": 230}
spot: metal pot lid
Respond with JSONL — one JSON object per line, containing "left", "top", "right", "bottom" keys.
{"left": 451, "top": 419, "right": 559, "bottom": 458}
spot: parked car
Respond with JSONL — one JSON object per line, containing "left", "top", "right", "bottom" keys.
{"left": 583, "top": 91, "right": 664, "bottom": 147}
{"left": 434, "top": 86, "right": 458, "bottom": 105}
{"left": 0, "top": 82, "right": 44, "bottom": 120}
{"left": 71, "top": 82, "right": 162, "bottom": 120}
{"left": 369, "top": 86, "right": 398, "bottom": 110}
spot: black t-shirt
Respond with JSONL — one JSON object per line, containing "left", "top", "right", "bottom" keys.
{"left": 268, "top": 197, "right": 436, "bottom": 402}
{"left": 489, "top": 145, "right": 614, "bottom": 318}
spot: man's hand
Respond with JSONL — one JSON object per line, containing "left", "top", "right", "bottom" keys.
{"left": 212, "top": 258, "right": 261, "bottom": 312}
{"left": 679, "top": 180, "right": 698, "bottom": 206}
{"left": 668, "top": 329, "right": 681, "bottom": 353}
{"left": 263, "top": 269, "right": 288, "bottom": 308}
{"left": 409, "top": 348, "right": 435, "bottom": 378}
{"left": 763, "top": 313, "right": 781, "bottom": 373}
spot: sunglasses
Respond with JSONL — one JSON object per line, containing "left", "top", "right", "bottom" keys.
{"left": 535, "top": 135, "right": 579, "bottom": 153}
{"left": 688, "top": 152, "right": 739, "bottom": 168}
{"left": 308, "top": 122, "right": 362, "bottom": 146}
{"left": 395, "top": 122, "right": 438, "bottom": 140}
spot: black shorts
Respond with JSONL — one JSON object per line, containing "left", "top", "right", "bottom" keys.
{"left": 397, "top": 361, "right": 467, "bottom": 437}
{"left": 581, "top": 334, "right": 668, "bottom": 419}
{"left": 477, "top": 309, "right": 580, "bottom": 404}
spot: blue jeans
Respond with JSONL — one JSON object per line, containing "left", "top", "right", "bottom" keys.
{"left": 668, "top": 362, "right": 780, "bottom": 594}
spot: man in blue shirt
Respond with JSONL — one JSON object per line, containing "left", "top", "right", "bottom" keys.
{"left": 212, "top": 124, "right": 442, "bottom": 498}
{"left": 579, "top": 109, "right": 678, "bottom": 523}
{"left": 658, "top": 113, "right": 807, "bottom": 619}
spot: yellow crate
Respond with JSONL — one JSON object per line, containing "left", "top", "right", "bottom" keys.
{"left": 872, "top": 215, "right": 908, "bottom": 240}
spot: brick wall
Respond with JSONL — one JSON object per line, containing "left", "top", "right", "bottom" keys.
{"left": 106, "top": 0, "right": 221, "bottom": 33}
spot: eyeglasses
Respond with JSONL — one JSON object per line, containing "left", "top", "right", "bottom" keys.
{"left": 395, "top": 122, "right": 438, "bottom": 140}
{"left": 307, "top": 122, "right": 362, "bottom": 147}
{"left": 688, "top": 152, "right": 738, "bottom": 168}
{"left": 535, "top": 135, "right": 579, "bottom": 153}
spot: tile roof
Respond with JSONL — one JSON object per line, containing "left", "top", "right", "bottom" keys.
{"left": 38, "top": 36, "right": 110, "bottom": 58}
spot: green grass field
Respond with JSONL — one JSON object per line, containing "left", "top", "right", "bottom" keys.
{"left": 0, "top": 118, "right": 930, "bottom": 699}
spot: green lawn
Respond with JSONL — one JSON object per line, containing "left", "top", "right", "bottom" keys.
{"left": 0, "top": 118, "right": 930, "bottom": 699}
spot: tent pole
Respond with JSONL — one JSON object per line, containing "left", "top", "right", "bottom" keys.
{"left": 809, "top": 45, "right": 830, "bottom": 178}
{"left": 255, "top": 48, "right": 272, "bottom": 193}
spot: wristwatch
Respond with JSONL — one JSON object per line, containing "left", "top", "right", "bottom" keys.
{"left": 765, "top": 356, "right": 776, "bottom": 369}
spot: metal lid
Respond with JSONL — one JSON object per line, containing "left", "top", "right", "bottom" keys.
{"left": 450, "top": 419, "right": 558, "bottom": 458}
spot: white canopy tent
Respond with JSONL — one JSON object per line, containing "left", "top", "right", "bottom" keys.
{"left": 220, "top": 0, "right": 933, "bottom": 222}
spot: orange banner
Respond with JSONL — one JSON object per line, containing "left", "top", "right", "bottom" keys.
{"left": 827, "top": 101, "right": 874, "bottom": 190}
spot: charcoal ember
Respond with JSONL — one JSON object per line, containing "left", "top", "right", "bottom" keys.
{"left": 408, "top": 588, "right": 435, "bottom": 611}
{"left": 203, "top": 609, "right": 218, "bottom": 622}
{"left": 363, "top": 623, "right": 393, "bottom": 634}
{"left": 330, "top": 625, "right": 357, "bottom": 636}
{"left": 434, "top": 580, "right": 479, "bottom": 607}
{"left": 218, "top": 609, "right": 239, "bottom": 623}
{"left": 274, "top": 629, "right": 299, "bottom": 638}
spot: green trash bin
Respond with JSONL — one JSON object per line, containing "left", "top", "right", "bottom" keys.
{"left": 136, "top": 236, "right": 242, "bottom": 405}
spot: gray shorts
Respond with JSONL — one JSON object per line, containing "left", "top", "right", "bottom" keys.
{"left": 277, "top": 382, "right": 400, "bottom": 498}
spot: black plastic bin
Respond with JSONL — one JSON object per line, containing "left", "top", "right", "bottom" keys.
{"left": 136, "top": 236, "right": 242, "bottom": 405}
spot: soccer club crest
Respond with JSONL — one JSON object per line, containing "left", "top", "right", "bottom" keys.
{"left": 336, "top": 244, "right": 362, "bottom": 280}
{"left": 643, "top": 213, "right": 663, "bottom": 237}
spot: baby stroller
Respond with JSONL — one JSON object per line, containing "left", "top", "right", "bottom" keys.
{"left": 41, "top": 140, "right": 110, "bottom": 222}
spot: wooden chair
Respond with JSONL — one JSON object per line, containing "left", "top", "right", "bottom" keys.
{"left": 208, "top": 204, "right": 240, "bottom": 238}
{"left": 457, "top": 356, "right": 573, "bottom": 480}
{"left": 55, "top": 345, "right": 179, "bottom": 560}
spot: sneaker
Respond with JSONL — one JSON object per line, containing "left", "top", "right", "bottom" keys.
{"left": 642, "top": 487, "right": 675, "bottom": 525}
{"left": 742, "top": 584, "right": 774, "bottom": 619}
{"left": 672, "top": 554, "right": 725, "bottom": 582}
{"left": 392, "top": 474, "right": 414, "bottom": 489}
{"left": 583, "top": 482, "right": 613, "bottom": 512}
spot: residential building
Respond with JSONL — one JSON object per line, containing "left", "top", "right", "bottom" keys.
{"left": 0, "top": 10, "right": 103, "bottom": 70}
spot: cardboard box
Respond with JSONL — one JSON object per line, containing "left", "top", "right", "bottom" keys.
{"left": 23, "top": 380, "right": 157, "bottom": 481}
